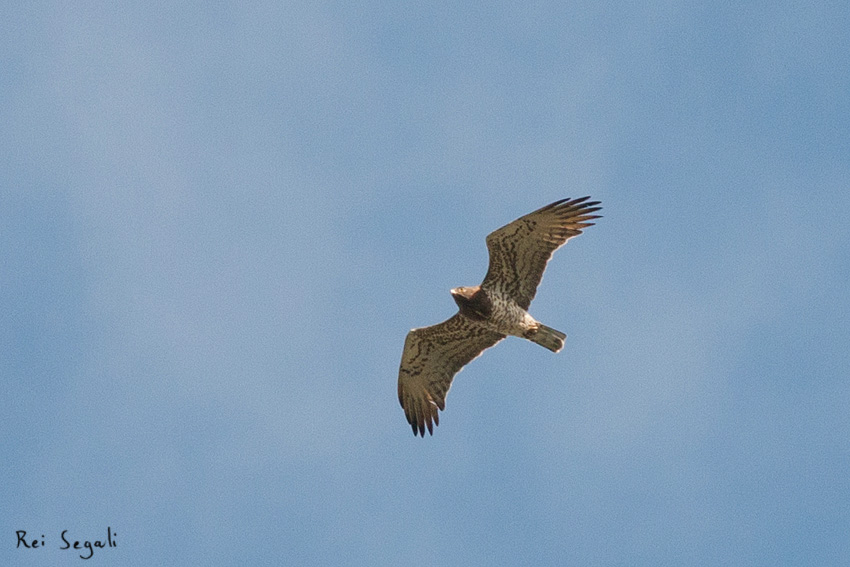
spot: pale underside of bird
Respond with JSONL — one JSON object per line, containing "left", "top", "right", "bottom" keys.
{"left": 397, "top": 196, "right": 602, "bottom": 436}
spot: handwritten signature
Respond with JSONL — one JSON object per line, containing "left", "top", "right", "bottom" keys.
{"left": 16, "top": 527, "right": 117, "bottom": 560}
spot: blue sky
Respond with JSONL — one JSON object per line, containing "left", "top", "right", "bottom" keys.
{"left": 3, "top": 1, "right": 849, "bottom": 565}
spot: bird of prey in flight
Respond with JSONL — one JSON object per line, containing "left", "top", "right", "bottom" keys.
{"left": 398, "top": 197, "right": 601, "bottom": 436}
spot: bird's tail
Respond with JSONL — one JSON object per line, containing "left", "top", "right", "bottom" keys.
{"left": 529, "top": 324, "right": 566, "bottom": 353}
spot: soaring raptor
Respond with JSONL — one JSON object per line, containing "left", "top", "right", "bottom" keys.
{"left": 398, "top": 197, "right": 601, "bottom": 436}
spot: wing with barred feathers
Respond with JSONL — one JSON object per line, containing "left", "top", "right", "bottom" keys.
{"left": 398, "top": 314, "right": 505, "bottom": 436}
{"left": 481, "top": 196, "right": 601, "bottom": 310}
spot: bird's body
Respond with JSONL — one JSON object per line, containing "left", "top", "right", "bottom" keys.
{"left": 451, "top": 286, "right": 563, "bottom": 351}
{"left": 398, "top": 196, "right": 601, "bottom": 436}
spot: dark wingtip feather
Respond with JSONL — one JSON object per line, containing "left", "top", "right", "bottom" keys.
{"left": 552, "top": 198, "right": 602, "bottom": 219}
{"left": 410, "top": 414, "right": 437, "bottom": 437}
{"left": 537, "top": 196, "right": 603, "bottom": 217}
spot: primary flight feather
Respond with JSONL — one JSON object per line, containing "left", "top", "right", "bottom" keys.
{"left": 398, "top": 196, "right": 602, "bottom": 436}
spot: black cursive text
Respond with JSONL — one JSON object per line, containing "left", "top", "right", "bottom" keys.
{"left": 16, "top": 527, "right": 117, "bottom": 560}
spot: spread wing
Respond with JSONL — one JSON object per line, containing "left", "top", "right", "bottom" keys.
{"left": 481, "top": 196, "right": 601, "bottom": 309}
{"left": 398, "top": 314, "right": 505, "bottom": 436}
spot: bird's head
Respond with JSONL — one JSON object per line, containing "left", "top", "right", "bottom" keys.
{"left": 450, "top": 286, "right": 477, "bottom": 303}
{"left": 451, "top": 286, "right": 489, "bottom": 320}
